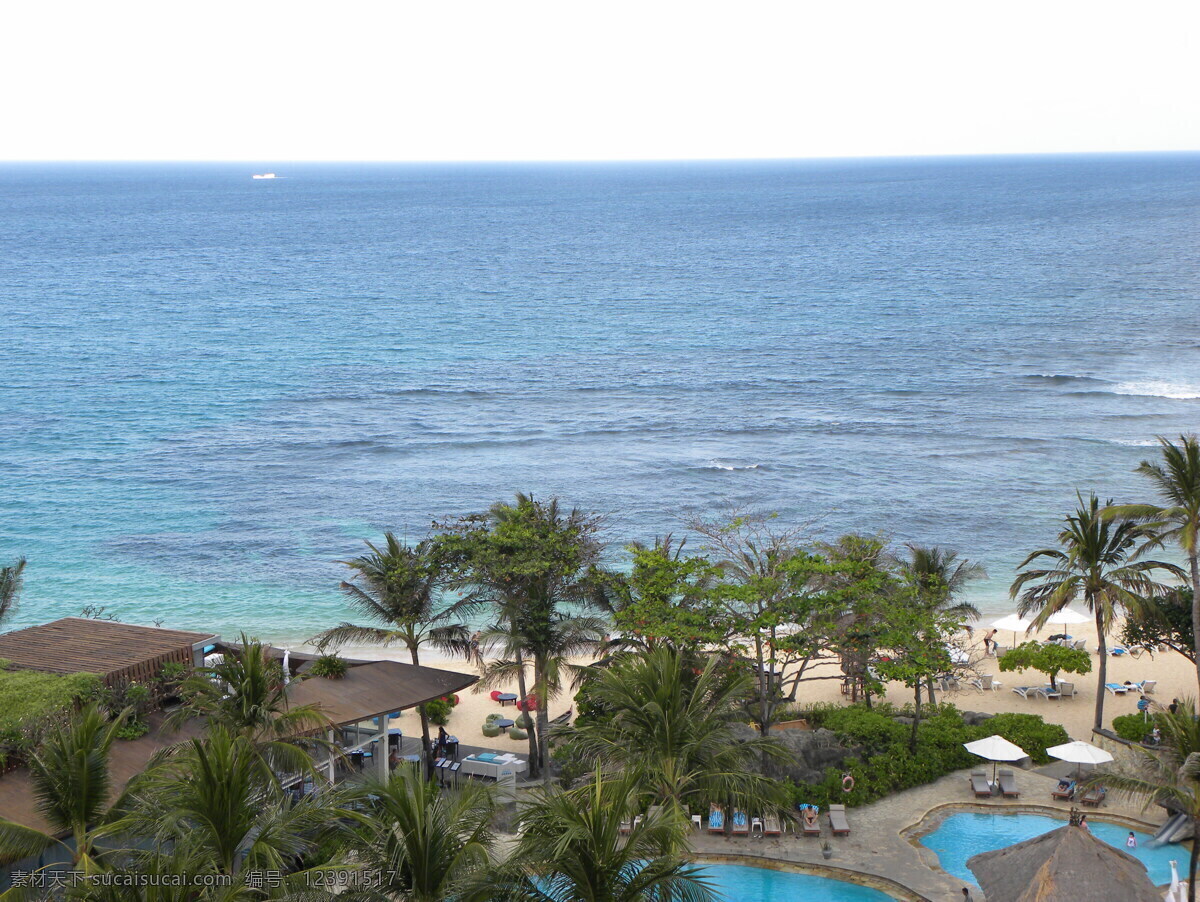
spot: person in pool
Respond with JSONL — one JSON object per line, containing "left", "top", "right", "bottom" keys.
{"left": 1126, "top": 831, "right": 1137, "bottom": 848}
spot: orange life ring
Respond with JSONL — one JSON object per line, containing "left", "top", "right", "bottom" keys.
{"left": 842, "top": 773, "right": 855, "bottom": 793}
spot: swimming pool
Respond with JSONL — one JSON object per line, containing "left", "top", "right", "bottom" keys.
{"left": 702, "top": 863, "right": 895, "bottom": 900}
{"left": 919, "top": 811, "right": 1180, "bottom": 886}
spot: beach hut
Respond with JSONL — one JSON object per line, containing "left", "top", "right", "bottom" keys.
{"left": 967, "top": 817, "right": 1159, "bottom": 902}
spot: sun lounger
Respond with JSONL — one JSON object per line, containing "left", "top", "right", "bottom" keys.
{"left": 972, "top": 674, "right": 1002, "bottom": 692}
{"left": 731, "top": 809, "right": 749, "bottom": 836}
{"left": 707, "top": 806, "right": 725, "bottom": 833}
{"left": 829, "top": 804, "right": 851, "bottom": 836}
{"left": 998, "top": 769, "right": 1020, "bottom": 798}
{"left": 1058, "top": 681, "right": 1075, "bottom": 699}
{"left": 762, "top": 814, "right": 782, "bottom": 836}
{"left": 1011, "top": 686, "right": 1035, "bottom": 699}
{"left": 970, "top": 771, "right": 992, "bottom": 798}
{"left": 1080, "top": 787, "right": 1106, "bottom": 807}
{"left": 1104, "top": 683, "right": 1128, "bottom": 696}
{"left": 1051, "top": 781, "right": 1076, "bottom": 801}
{"left": 799, "top": 804, "right": 821, "bottom": 836}
{"left": 619, "top": 817, "right": 633, "bottom": 834}
{"left": 1035, "top": 685, "right": 1061, "bottom": 700}
{"left": 1139, "top": 680, "right": 1157, "bottom": 694}
{"left": 1073, "top": 638, "right": 1087, "bottom": 652}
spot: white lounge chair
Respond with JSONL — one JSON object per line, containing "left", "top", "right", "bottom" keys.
{"left": 1140, "top": 679, "right": 1157, "bottom": 694}
{"left": 1011, "top": 686, "right": 1036, "bottom": 699}
{"left": 972, "top": 674, "right": 1002, "bottom": 693}
{"left": 1058, "top": 681, "right": 1076, "bottom": 699}
{"left": 1072, "top": 638, "right": 1087, "bottom": 652}
{"left": 1104, "top": 683, "right": 1129, "bottom": 695}
{"left": 1035, "top": 685, "right": 1061, "bottom": 700}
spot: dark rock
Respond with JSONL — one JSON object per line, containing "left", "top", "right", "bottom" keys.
{"left": 961, "top": 711, "right": 995, "bottom": 727}
{"left": 767, "top": 727, "right": 861, "bottom": 785}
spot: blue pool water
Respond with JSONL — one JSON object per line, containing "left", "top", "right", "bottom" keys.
{"left": 920, "top": 811, "right": 1178, "bottom": 886}
{"left": 702, "top": 863, "right": 894, "bottom": 900}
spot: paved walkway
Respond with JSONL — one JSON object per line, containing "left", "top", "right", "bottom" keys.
{"left": 688, "top": 766, "right": 1170, "bottom": 901}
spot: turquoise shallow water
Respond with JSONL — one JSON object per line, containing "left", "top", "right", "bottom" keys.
{"left": 2, "top": 157, "right": 1198, "bottom": 640}
{"left": 701, "top": 863, "right": 894, "bottom": 900}
{"left": 920, "top": 811, "right": 1179, "bottom": 886}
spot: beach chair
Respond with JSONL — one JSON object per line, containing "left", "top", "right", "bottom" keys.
{"left": 1058, "top": 681, "right": 1075, "bottom": 699}
{"left": 619, "top": 817, "right": 633, "bottom": 835}
{"left": 829, "top": 804, "right": 851, "bottom": 836}
{"left": 731, "top": 809, "right": 749, "bottom": 836}
{"left": 1110, "top": 646, "right": 1128, "bottom": 657}
{"left": 750, "top": 816, "right": 763, "bottom": 837}
{"left": 998, "top": 769, "right": 1020, "bottom": 798}
{"left": 1011, "top": 686, "right": 1035, "bottom": 699}
{"left": 1080, "top": 787, "right": 1106, "bottom": 807}
{"left": 762, "top": 814, "right": 782, "bottom": 836}
{"left": 799, "top": 804, "right": 821, "bottom": 836}
{"left": 707, "top": 805, "right": 725, "bottom": 834}
{"left": 1035, "top": 685, "right": 1061, "bottom": 700}
{"left": 1051, "top": 780, "right": 1076, "bottom": 801}
{"left": 972, "top": 674, "right": 1002, "bottom": 693}
{"left": 970, "top": 771, "right": 992, "bottom": 798}
{"left": 1073, "top": 638, "right": 1087, "bottom": 652}
{"left": 1139, "top": 679, "right": 1157, "bottom": 695}
{"left": 1104, "top": 683, "right": 1128, "bottom": 696}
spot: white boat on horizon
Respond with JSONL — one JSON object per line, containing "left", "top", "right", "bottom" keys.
{"left": 252, "top": 172, "right": 277, "bottom": 180}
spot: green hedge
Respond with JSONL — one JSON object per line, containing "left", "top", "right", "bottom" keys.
{"left": 786, "top": 704, "right": 1069, "bottom": 809}
{"left": 1113, "top": 713, "right": 1153, "bottom": 743}
{"left": 0, "top": 664, "right": 102, "bottom": 736}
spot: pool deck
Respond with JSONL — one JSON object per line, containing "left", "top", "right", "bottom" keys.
{"left": 688, "top": 765, "right": 1171, "bottom": 901}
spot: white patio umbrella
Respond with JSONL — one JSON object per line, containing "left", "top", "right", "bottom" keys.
{"left": 992, "top": 613, "right": 1034, "bottom": 646}
{"left": 1047, "top": 739, "right": 1113, "bottom": 779}
{"left": 964, "top": 734, "right": 1028, "bottom": 783}
{"left": 281, "top": 648, "right": 291, "bottom": 686}
{"left": 1165, "top": 860, "right": 1188, "bottom": 902}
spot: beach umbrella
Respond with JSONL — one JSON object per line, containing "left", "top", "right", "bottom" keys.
{"left": 964, "top": 734, "right": 1028, "bottom": 783}
{"left": 282, "top": 648, "right": 291, "bottom": 685}
{"left": 1046, "top": 607, "right": 1090, "bottom": 626}
{"left": 992, "top": 613, "right": 1034, "bottom": 646}
{"left": 1047, "top": 739, "right": 1113, "bottom": 779}
{"left": 1165, "top": 860, "right": 1188, "bottom": 902}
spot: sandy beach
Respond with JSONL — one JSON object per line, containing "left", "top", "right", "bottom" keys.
{"left": 289, "top": 617, "right": 1196, "bottom": 754}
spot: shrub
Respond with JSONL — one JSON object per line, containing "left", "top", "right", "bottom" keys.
{"left": 159, "top": 661, "right": 187, "bottom": 686}
{"left": 309, "top": 655, "right": 348, "bottom": 679}
{"left": 1113, "top": 713, "right": 1154, "bottom": 743}
{"left": 115, "top": 720, "right": 150, "bottom": 741}
{"left": 425, "top": 697, "right": 453, "bottom": 726}
{"left": 978, "top": 713, "right": 1069, "bottom": 764}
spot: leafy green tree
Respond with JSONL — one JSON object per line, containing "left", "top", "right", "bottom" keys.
{"left": 1106, "top": 434, "right": 1200, "bottom": 693}
{"left": 311, "top": 534, "right": 475, "bottom": 774}
{"left": 437, "top": 494, "right": 607, "bottom": 780}
{"left": 1095, "top": 699, "right": 1200, "bottom": 901}
{"left": 1120, "top": 588, "right": 1195, "bottom": 663}
{"left": 492, "top": 771, "right": 716, "bottom": 902}
{"left": 997, "top": 641, "right": 1092, "bottom": 690}
{"left": 0, "top": 556, "right": 26, "bottom": 626}
{"left": 169, "top": 636, "right": 334, "bottom": 780}
{"left": 0, "top": 703, "right": 127, "bottom": 869}
{"left": 558, "top": 646, "right": 786, "bottom": 818}
{"left": 341, "top": 767, "right": 495, "bottom": 902}
{"left": 1012, "top": 493, "right": 1183, "bottom": 731}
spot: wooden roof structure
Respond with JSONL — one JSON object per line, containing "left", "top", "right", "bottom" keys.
{"left": 967, "top": 823, "right": 1160, "bottom": 902}
{"left": 287, "top": 659, "right": 478, "bottom": 727}
{"left": 0, "top": 618, "right": 217, "bottom": 686}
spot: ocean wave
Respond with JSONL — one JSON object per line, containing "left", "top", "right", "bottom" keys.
{"left": 691, "top": 460, "right": 764, "bottom": 472}
{"left": 1108, "top": 381, "right": 1200, "bottom": 400}
{"left": 1022, "top": 374, "right": 1110, "bottom": 385}
{"left": 1109, "top": 438, "right": 1162, "bottom": 447}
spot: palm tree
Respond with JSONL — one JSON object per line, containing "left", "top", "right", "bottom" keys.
{"left": 899, "top": 544, "right": 985, "bottom": 620}
{"left": 169, "top": 636, "right": 334, "bottom": 779}
{"left": 442, "top": 494, "right": 607, "bottom": 780}
{"left": 492, "top": 771, "right": 716, "bottom": 902}
{"left": 342, "top": 766, "right": 495, "bottom": 902}
{"left": 1012, "top": 493, "right": 1184, "bottom": 731}
{"left": 1106, "top": 434, "right": 1200, "bottom": 691}
{"left": 0, "top": 703, "right": 126, "bottom": 868}
{"left": 560, "top": 646, "right": 787, "bottom": 819}
{"left": 311, "top": 534, "right": 474, "bottom": 775}
{"left": 1093, "top": 699, "right": 1200, "bottom": 901}
{"left": 0, "top": 556, "right": 26, "bottom": 627}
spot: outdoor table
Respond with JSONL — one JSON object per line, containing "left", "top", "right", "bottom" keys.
{"left": 496, "top": 719, "right": 515, "bottom": 729}
{"left": 498, "top": 693, "right": 518, "bottom": 705}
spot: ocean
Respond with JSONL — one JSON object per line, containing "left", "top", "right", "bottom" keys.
{"left": 2, "top": 156, "right": 1198, "bottom": 643}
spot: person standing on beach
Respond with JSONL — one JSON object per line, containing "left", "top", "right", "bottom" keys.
{"left": 1170, "top": 698, "right": 1180, "bottom": 715}
{"left": 983, "top": 629, "right": 997, "bottom": 656}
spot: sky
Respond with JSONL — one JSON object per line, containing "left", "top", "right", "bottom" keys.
{"left": 4, "top": 0, "right": 1197, "bottom": 162}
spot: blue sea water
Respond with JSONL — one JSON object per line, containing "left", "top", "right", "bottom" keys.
{"left": 1, "top": 156, "right": 1198, "bottom": 642}
{"left": 919, "top": 810, "right": 1178, "bottom": 886}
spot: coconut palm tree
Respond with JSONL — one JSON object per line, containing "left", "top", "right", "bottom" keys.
{"left": 492, "top": 771, "right": 715, "bottom": 902}
{"left": 168, "top": 636, "right": 334, "bottom": 780}
{"left": 341, "top": 766, "right": 495, "bottom": 902}
{"left": 1106, "top": 434, "right": 1200, "bottom": 691}
{"left": 1093, "top": 699, "right": 1200, "bottom": 901}
{"left": 0, "top": 556, "right": 26, "bottom": 627}
{"left": 0, "top": 703, "right": 126, "bottom": 869}
{"left": 311, "top": 534, "right": 475, "bottom": 775}
{"left": 899, "top": 544, "right": 985, "bottom": 620}
{"left": 1012, "top": 493, "right": 1184, "bottom": 731}
{"left": 560, "top": 646, "right": 787, "bottom": 819}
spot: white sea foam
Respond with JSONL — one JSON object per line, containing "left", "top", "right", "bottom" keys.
{"left": 1109, "top": 381, "right": 1200, "bottom": 400}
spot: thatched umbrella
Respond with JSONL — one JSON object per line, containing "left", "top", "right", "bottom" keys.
{"left": 967, "top": 818, "right": 1159, "bottom": 902}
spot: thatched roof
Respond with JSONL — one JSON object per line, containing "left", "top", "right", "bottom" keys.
{"left": 967, "top": 824, "right": 1160, "bottom": 902}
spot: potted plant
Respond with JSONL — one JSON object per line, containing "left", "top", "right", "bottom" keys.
{"left": 821, "top": 840, "right": 833, "bottom": 860}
